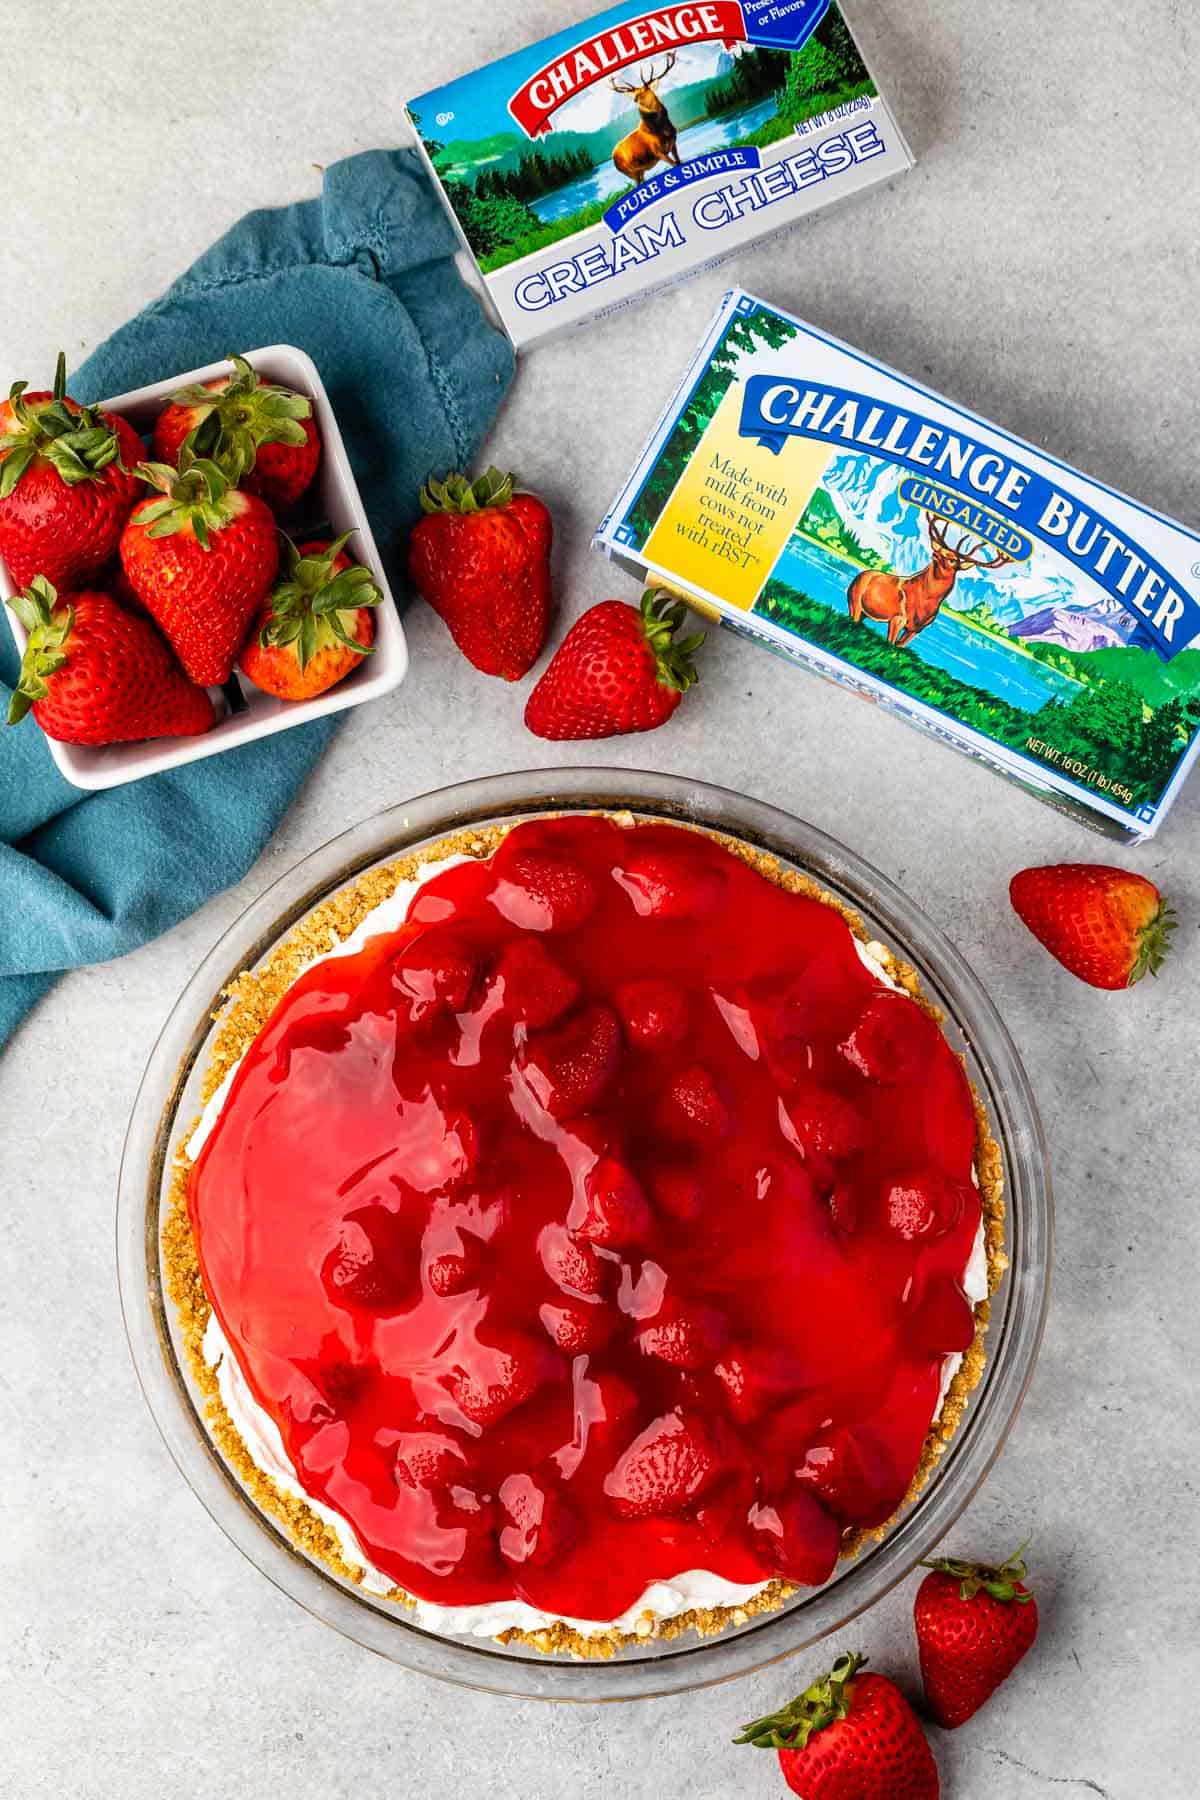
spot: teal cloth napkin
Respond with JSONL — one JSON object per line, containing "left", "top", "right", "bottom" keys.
{"left": 0, "top": 148, "right": 514, "bottom": 1050}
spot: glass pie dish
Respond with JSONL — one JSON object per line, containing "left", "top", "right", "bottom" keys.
{"left": 117, "top": 767, "right": 1052, "bottom": 1701}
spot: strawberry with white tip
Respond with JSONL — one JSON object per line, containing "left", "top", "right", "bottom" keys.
{"left": 239, "top": 533, "right": 383, "bottom": 700}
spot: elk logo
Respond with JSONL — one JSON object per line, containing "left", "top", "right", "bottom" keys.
{"left": 847, "top": 511, "right": 1015, "bottom": 647}
{"left": 610, "top": 53, "right": 682, "bottom": 183}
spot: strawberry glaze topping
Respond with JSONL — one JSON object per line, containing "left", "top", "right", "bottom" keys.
{"left": 190, "top": 817, "right": 983, "bottom": 1623}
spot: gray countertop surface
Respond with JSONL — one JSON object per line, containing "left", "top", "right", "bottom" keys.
{"left": 3, "top": 1, "right": 1197, "bottom": 1794}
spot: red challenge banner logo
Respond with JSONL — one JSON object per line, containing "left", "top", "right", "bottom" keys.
{"left": 509, "top": 2, "right": 747, "bottom": 138}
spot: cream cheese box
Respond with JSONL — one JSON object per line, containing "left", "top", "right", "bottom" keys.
{"left": 404, "top": 2, "right": 911, "bottom": 348}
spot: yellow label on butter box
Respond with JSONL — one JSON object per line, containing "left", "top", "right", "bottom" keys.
{"left": 643, "top": 381, "right": 831, "bottom": 611}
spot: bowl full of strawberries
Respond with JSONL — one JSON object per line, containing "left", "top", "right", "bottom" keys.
{"left": 0, "top": 346, "right": 406, "bottom": 790}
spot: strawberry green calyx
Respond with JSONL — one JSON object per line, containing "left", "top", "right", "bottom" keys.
{"left": 921, "top": 1542, "right": 1035, "bottom": 1604}
{"left": 734, "top": 1652, "right": 866, "bottom": 1751}
{"left": 259, "top": 532, "right": 383, "bottom": 670}
{"left": 6, "top": 575, "right": 73, "bottom": 724}
{"left": 133, "top": 454, "right": 239, "bottom": 550}
{"left": 640, "top": 588, "right": 705, "bottom": 694}
{"left": 1129, "top": 898, "right": 1177, "bottom": 984}
{"left": 1, "top": 352, "right": 125, "bottom": 497}
{"left": 418, "top": 466, "right": 515, "bottom": 515}
{"left": 173, "top": 354, "right": 312, "bottom": 484}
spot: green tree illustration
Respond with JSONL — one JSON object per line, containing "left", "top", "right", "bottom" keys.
{"left": 625, "top": 306, "right": 800, "bottom": 545}
{"left": 441, "top": 180, "right": 541, "bottom": 259}
{"left": 750, "top": 579, "right": 1195, "bottom": 808}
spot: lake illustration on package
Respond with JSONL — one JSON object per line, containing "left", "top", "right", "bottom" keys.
{"left": 596, "top": 291, "right": 1200, "bottom": 839}
{"left": 404, "top": 1, "right": 911, "bottom": 346}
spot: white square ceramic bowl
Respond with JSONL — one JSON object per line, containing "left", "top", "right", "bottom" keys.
{"left": 0, "top": 345, "right": 408, "bottom": 790}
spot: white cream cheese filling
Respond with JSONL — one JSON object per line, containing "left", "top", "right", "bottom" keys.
{"left": 182, "top": 853, "right": 989, "bottom": 1640}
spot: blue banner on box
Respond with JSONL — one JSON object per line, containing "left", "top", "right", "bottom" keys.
{"left": 603, "top": 147, "right": 762, "bottom": 230}
{"left": 741, "top": 0, "right": 830, "bottom": 53}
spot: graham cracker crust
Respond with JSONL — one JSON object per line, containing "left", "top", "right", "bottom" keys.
{"left": 162, "top": 812, "right": 1007, "bottom": 1659}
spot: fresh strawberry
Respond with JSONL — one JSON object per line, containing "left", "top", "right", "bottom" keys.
{"left": 151, "top": 353, "right": 320, "bottom": 512}
{"left": 736, "top": 1653, "right": 939, "bottom": 1797}
{"left": 494, "top": 938, "right": 580, "bottom": 1027}
{"left": 239, "top": 533, "right": 382, "bottom": 700}
{"left": 5, "top": 577, "right": 214, "bottom": 744}
{"left": 447, "top": 1327, "right": 550, "bottom": 1427}
{"left": 119, "top": 453, "right": 279, "bottom": 684}
{"left": 615, "top": 977, "right": 689, "bottom": 1050}
{"left": 604, "top": 1409, "right": 722, "bottom": 1519}
{"left": 490, "top": 846, "right": 598, "bottom": 933}
{"left": 659, "top": 1064, "right": 731, "bottom": 1145}
{"left": 0, "top": 354, "right": 142, "bottom": 591}
{"left": 519, "top": 1002, "right": 623, "bottom": 1119}
{"left": 524, "top": 588, "right": 703, "bottom": 740}
{"left": 498, "top": 1472, "right": 576, "bottom": 1567}
{"left": 1010, "top": 863, "right": 1175, "bottom": 990}
{"left": 407, "top": 466, "right": 551, "bottom": 680}
{"left": 577, "top": 1157, "right": 654, "bottom": 1248}
{"left": 915, "top": 1545, "right": 1038, "bottom": 1728}
{"left": 748, "top": 1490, "right": 842, "bottom": 1586}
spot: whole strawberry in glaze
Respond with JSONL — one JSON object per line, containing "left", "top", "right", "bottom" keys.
{"left": 239, "top": 533, "right": 383, "bottom": 700}
{"left": 915, "top": 1544, "right": 1038, "bottom": 1728}
{"left": 604, "top": 1410, "right": 722, "bottom": 1519}
{"left": 408, "top": 466, "right": 552, "bottom": 680}
{"left": 524, "top": 589, "right": 704, "bottom": 741}
{"left": 0, "top": 354, "right": 142, "bottom": 591}
{"left": 737, "top": 1653, "right": 939, "bottom": 1798}
{"left": 6, "top": 576, "right": 214, "bottom": 744}
{"left": 1010, "top": 863, "right": 1175, "bottom": 990}
{"left": 120, "top": 453, "right": 279, "bottom": 685}
{"left": 151, "top": 353, "right": 320, "bottom": 513}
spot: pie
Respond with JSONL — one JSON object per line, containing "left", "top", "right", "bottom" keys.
{"left": 165, "top": 812, "right": 1003, "bottom": 1656}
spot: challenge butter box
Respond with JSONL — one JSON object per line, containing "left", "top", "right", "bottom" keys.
{"left": 596, "top": 290, "right": 1200, "bottom": 840}
{"left": 404, "top": 2, "right": 910, "bottom": 349}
